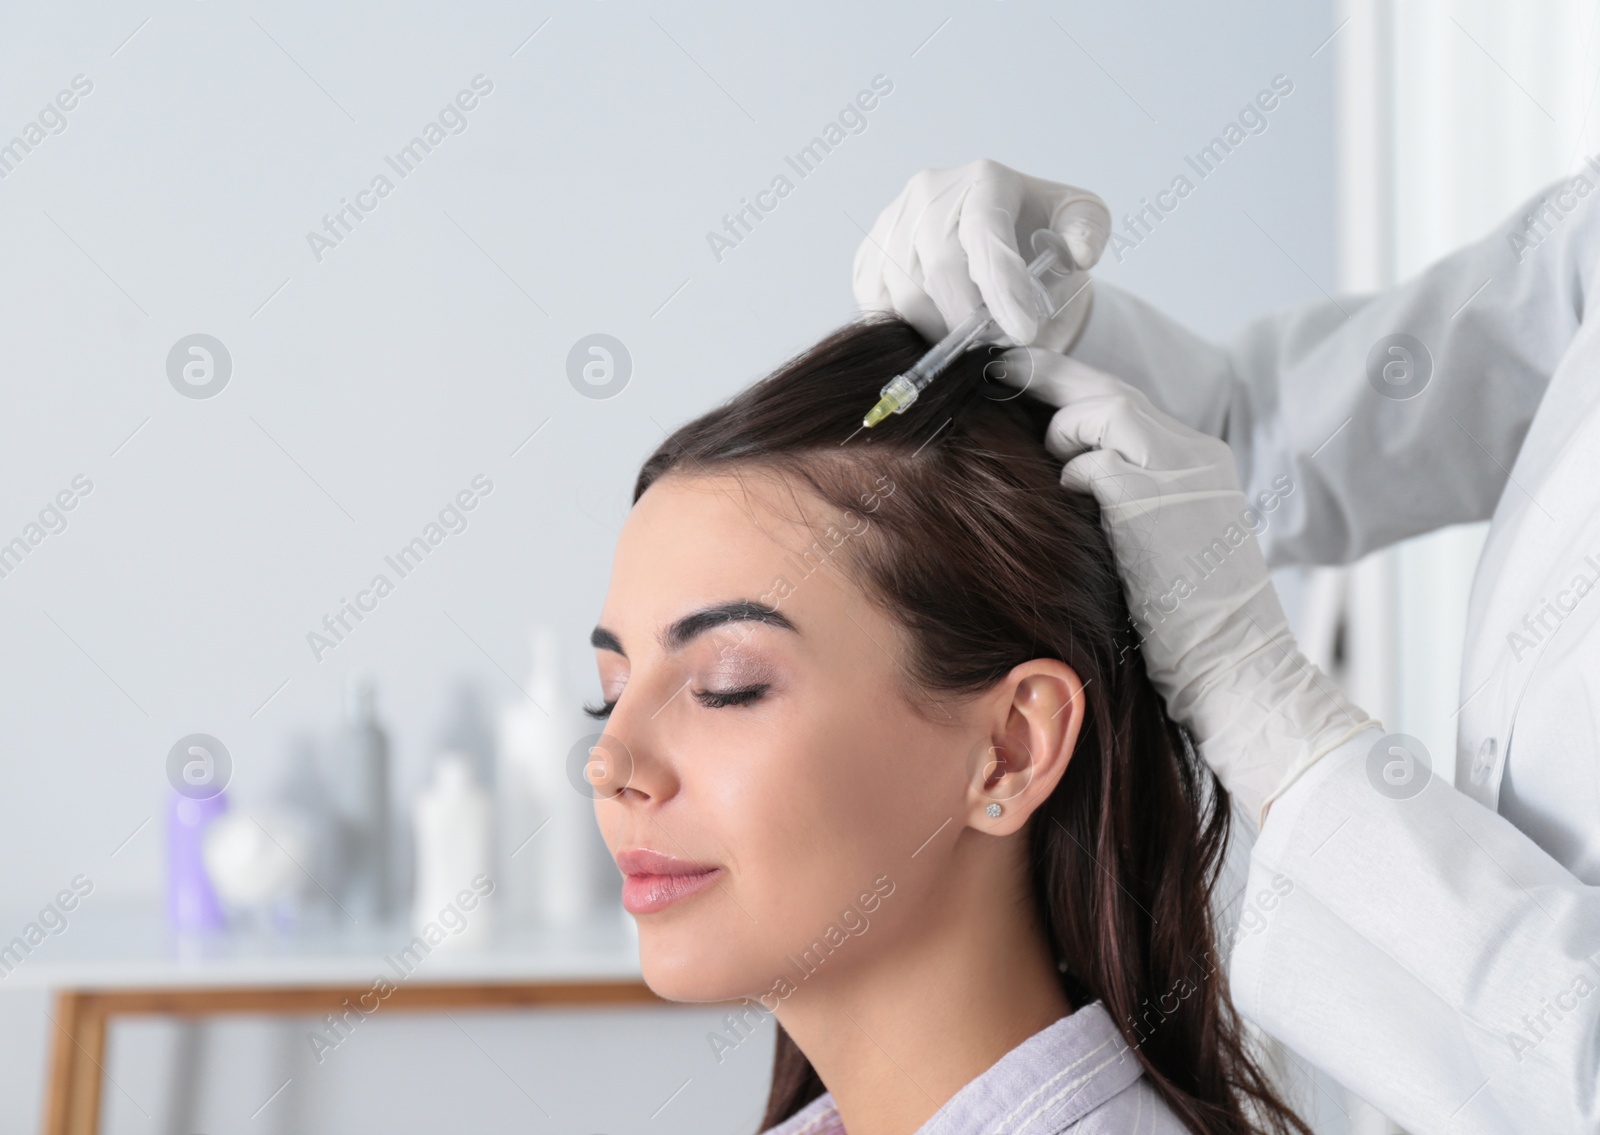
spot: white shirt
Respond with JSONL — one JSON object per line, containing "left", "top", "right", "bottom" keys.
{"left": 1071, "top": 172, "right": 1600, "bottom": 1133}
{"left": 760, "top": 1002, "right": 1191, "bottom": 1135}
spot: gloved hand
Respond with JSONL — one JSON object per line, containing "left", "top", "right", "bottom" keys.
{"left": 994, "top": 347, "right": 1376, "bottom": 826}
{"left": 853, "top": 160, "right": 1112, "bottom": 353}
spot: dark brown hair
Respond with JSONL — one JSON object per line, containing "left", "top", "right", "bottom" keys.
{"left": 634, "top": 316, "right": 1308, "bottom": 1135}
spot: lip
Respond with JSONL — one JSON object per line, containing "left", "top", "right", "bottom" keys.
{"left": 616, "top": 848, "right": 723, "bottom": 915}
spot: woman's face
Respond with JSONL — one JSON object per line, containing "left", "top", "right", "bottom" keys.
{"left": 589, "top": 470, "right": 991, "bottom": 1004}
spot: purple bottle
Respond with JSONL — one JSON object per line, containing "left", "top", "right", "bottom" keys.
{"left": 166, "top": 789, "right": 229, "bottom": 932}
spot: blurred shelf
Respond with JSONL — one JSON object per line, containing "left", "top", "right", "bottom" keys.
{"left": 5, "top": 903, "right": 643, "bottom": 991}
{"left": 26, "top": 904, "right": 655, "bottom": 1135}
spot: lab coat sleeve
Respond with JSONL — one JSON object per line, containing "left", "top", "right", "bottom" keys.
{"left": 1070, "top": 175, "right": 1600, "bottom": 567}
{"left": 1229, "top": 725, "right": 1600, "bottom": 1134}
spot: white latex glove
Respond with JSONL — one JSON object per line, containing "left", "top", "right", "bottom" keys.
{"left": 995, "top": 347, "right": 1376, "bottom": 826}
{"left": 853, "top": 159, "right": 1112, "bottom": 353}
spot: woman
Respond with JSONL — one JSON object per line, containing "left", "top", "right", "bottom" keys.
{"left": 583, "top": 316, "right": 1308, "bottom": 1134}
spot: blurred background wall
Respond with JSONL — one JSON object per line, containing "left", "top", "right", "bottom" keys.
{"left": 0, "top": 0, "right": 1397, "bottom": 1130}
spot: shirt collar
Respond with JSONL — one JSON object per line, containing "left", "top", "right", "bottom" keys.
{"left": 764, "top": 1002, "right": 1143, "bottom": 1135}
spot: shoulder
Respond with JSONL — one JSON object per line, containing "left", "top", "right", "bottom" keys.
{"left": 760, "top": 1092, "right": 843, "bottom": 1135}
{"left": 1063, "top": 1076, "right": 1195, "bottom": 1134}
{"left": 922, "top": 1002, "right": 1196, "bottom": 1134}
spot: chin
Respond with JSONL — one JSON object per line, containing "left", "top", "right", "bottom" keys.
{"left": 635, "top": 921, "right": 764, "bottom": 1004}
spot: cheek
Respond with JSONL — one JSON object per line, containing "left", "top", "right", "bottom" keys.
{"left": 612, "top": 661, "right": 967, "bottom": 1001}
{"left": 716, "top": 696, "right": 958, "bottom": 946}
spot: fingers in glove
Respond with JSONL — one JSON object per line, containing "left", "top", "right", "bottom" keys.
{"left": 851, "top": 186, "right": 913, "bottom": 311}
{"left": 916, "top": 226, "right": 987, "bottom": 338}
{"left": 1049, "top": 194, "right": 1113, "bottom": 271}
{"left": 1059, "top": 446, "right": 1164, "bottom": 508}
{"left": 1048, "top": 391, "right": 1236, "bottom": 475}
{"left": 854, "top": 189, "right": 951, "bottom": 339}
{"left": 958, "top": 166, "right": 1039, "bottom": 344}
{"left": 985, "top": 347, "right": 1131, "bottom": 409}
{"left": 880, "top": 246, "right": 951, "bottom": 343}
{"left": 1045, "top": 387, "right": 1179, "bottom": 464}
{"left": 851, "top": 227, "right": 894, "bottom": 314}
{"left": 985, "top": 348, "right": 1224, "bottom": 472}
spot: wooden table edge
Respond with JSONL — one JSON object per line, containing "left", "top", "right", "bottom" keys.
{"left": 42, "top": 978, "right": 663, "bottom": 1135}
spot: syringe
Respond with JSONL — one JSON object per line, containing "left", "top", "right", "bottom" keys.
{"left": 862, "top": 228, "right": 1080, "bottom": 428}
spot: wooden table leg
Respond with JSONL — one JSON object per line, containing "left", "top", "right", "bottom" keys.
{"left": 42, "top": 991, "right": 107, "bottom": 1135}
{"left": 36, "top": 980, "right": 659, "bottom": 1134}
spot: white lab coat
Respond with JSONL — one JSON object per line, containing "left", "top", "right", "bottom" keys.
{"left": 1069, "top": 173, "right": 1600, "bottom": 1134}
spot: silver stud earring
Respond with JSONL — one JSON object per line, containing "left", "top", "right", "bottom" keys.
{"left": 986, "top": 802, "right": 1002, "bottom": 818}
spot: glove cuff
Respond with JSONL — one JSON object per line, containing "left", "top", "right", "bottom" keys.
{"left": 1187, "top": 645, "right": 1375, "bottom": 828}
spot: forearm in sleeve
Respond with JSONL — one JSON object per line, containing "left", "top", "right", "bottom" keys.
{"left": 1072, "top": 176, "right": 1600, "bottom": 565}
{"left": 1229, "top": 726, "right": 1600, "bottom": 1134}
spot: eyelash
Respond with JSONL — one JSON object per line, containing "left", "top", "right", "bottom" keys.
{"left": 582, "top": 683, "right": 770, "bottom": 720}
{"left": 693, "top": 683, "right": 770, "bottom": 709}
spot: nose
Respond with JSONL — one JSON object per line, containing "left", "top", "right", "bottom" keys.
{"left": 592, "top": 693, "right": 678, "bottom": 808}
{"left": 581, "top": 731, "right": 640, "bottom": 799}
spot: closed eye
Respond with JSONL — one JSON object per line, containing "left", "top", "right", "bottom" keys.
{"left": 694, "top": 684, "right": 769, "bottom": 709}
{"left": 586, "top": 684, "right": 770, "bottom": 718}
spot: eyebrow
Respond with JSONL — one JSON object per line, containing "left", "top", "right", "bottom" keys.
{"left": 589, "top": 600, "right": 798, "bottom": 658}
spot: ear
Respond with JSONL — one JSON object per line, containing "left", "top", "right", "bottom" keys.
{"left": 965, "top": 660, "right": 1087, "bottom": 835}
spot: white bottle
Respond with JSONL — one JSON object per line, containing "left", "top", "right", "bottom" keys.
{"left": 495, "top": 633, "right": 551, "bottom": 926}
{"left": 496, "top": 630, "right": 611, "bottom": 928}
{"left": 411, "top": 753, "right": 493, "bottom": 949}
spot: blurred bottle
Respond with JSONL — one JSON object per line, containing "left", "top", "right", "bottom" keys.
{"left": 496, "top": 630, "right": 611, "bottom": 928}
{"left": 166, "top": 789, "right": 228, "bottom": 933}
{"left": 333, "top": 674, "right": 391, "bottom": 922}
{"left": 496, "top": 632, "right": 550, "bottom": 926}
{"left": 412, "top": 753, "right": 493, "bottom": 948}
{"left": 434, "top": 679, "right": 496, "bottom": 790}
{"left": 274, "top": 734, "right": 340, "bottom": 922}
